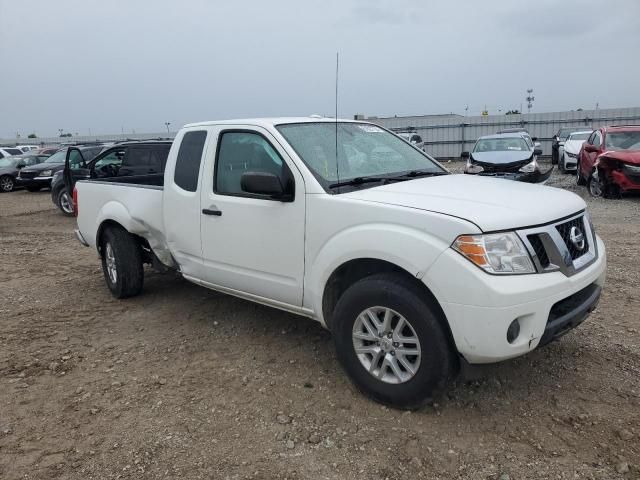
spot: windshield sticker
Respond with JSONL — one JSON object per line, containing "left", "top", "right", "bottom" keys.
{"left": 358, "top": 125, "right": 384, "bottom": 133}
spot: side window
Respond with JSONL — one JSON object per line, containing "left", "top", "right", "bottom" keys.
{"left": 93, "top": 148, "right": 126, "bottom": 177}
{"left": 174, "top": 131, "right": 207, "bottom": 192}
{"left": 152, "top": 145, "right": 171, "bottom": 171}
{"left": 68, "top": 150, "right": 87, "bottom": 169}
{"left": 215, "top": 131, "right": 286, "bottom": 196}
{"left": 124, "top": 147, "right": 152, "bottom": 168}
{"left": 593, "top": 132, "right": 602, "bottom": 148}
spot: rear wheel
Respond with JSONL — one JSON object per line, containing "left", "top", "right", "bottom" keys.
{"left": 332, "top": 273, "right": 456, "bottom": 409}
{"left": 57, "top": 188, "right": 74, "bottom": 215}
{"left": 100, "top": 227, "right": 144, "bottom": 298}
{"left": 0, "top": 175, "right": 14, "bottom": 192}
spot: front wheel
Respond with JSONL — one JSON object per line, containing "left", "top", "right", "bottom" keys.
{"left": 588, "top": 169, "right": 604, "bottom": 198}
{"left": 332, "top": 273, "right": 456, "bottom": 409}
{"left": 0, "top": 175, "right": 14, "bottom": 192}
{"left": 559, "top": 154, "right": 566, "bottom": 173}
{"left": 57, "top": 189, "right": 74, "bottom": 215}
{"left": 100, "top": 227, "right": 144, "bottom": 298}
{"left": 576, "top": 161, "right": 586, "bottom": 186}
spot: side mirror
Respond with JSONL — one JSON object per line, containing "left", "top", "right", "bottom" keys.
{"left": 241, "top": 171, "right": 290, "bottom": 200}
{"left": 460, "top": 151, "right": 470, "bottom": 159}
{"left": 16, "top": 162, "right": 26, "bottom": 169}
{"left": 533, "top": 148, "right": 543, "bottom": 156}
{"left": 531, "top": 137, "right": 538, "bottom": 142}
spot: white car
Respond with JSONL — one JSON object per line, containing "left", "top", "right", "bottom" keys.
{"left": 73, "top": 117, "right": 606, "bottom": 408}
{"left": 0, "top": 147, "right": 24, "bottom": 158}
{"left": 558, "top": 130, "right": 592, "bottom": 173}
{"left": 15, "top": 145, "right": 39, "bottom": 153}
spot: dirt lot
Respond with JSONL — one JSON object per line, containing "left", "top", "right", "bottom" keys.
{"left": 1, "top": 166, "right": 639, "bottom": 480}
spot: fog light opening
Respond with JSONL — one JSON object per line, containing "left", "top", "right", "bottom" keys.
{"left": 507, "top": 319, "right": 521, "bottom": 344}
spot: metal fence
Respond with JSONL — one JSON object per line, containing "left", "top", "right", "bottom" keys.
{"left": 364, "top": 107, "right": 640, "bottom": 159}
{"left": 0, "top": 132, "right": 176, "bottom": 149}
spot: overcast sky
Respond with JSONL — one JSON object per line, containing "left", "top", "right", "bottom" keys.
{"left": 1, "top": 0, "right": 639, "bottom": 138}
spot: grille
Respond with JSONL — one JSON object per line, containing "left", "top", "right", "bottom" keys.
{"left": 527, "top": 234, "right": 550, "bottom": 268}
{"left": 556, "top": 216, "right": 589, "bottom": 261}
{"left": 473, "top": 159, "right": 529, "bottom": 174}
{"left": 18, "top": 171, "right": 37, "bottom": 179}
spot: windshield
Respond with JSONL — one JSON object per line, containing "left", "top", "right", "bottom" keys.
{"left": 473, "top": 137, "right": 529, "bottom": 152}
{"left": 0, "top": 158, "right": 18, "bottom": 168}
{"left": 568, "top": 132, "right": 591, "bottom": 141}
{"left": 3, "top": 148, "right": 22, "bottom": 155}
{"left": 605, "top": 131, "right": 640, "bottom": 151}
{"left": 45, "top": 150, "right": 67, "bottom": 163}
{"left": 276, "top": 122, "right": 444, "bottom": 189}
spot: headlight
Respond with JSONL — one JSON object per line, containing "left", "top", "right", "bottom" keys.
{"left": 465, "top": 160, "right": 484, "bottom": 174}
{"left": 566, "top": 152, "right": 577, "bottom": 159}
{"left": 38, "top": 170, "right": 53, "bottom": 177}
{"left": 519, "top": 159, "right": 537, "bottom": 173}
{"left": 452, "top": 233, "right": 535, "bottom": 274}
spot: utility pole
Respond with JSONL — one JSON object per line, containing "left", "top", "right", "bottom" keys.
{"left": 526, "top": 89, "right": 535, "bottom": 114}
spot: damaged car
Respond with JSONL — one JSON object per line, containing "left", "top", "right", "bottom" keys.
{"left": 461, "top": 133, "right": 550, "bottom": 183}
{"left": 577, "top": 125, "right": 640, "bottom": 198}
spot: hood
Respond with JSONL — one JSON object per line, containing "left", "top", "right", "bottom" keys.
{"left": 563, "top": 139, "right": 586, "bottom": 154}
{"left": 0, "top": 166, "right": 18, "bottom": 175}
{"left": 21, "top": 162, "right": 64, "bottom": 173}
{"left": 471, "top": 150, "right": 532, "bottom": 165}
{"left": 599, "top": 150, "right": 640, "bottom": 165}
{"left": 342, "top": 174, "right": 585, "bottom": 232}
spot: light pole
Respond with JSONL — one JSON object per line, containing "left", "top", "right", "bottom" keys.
{"left": 164, "top": 122, "right": 171, "bottom": 134}
{"left": 526, "top": 89, "right": 535, "bottom": 114}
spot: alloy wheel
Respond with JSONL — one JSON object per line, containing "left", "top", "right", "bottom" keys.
{"left": 105, "top": 242, "right": 118, "bottom": 284}
{"left": 352, "top": 306, "right": 421, "bottom": 384}
{"left": 59, "top": 191, "right": 73, "bottom": 214}
{"left": 0, "top": 176, "right": 14, "bottom": 192}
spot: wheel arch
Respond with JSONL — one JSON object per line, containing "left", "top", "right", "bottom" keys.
{"left": 321, "top": 257, "right": 456, "bottom": 353}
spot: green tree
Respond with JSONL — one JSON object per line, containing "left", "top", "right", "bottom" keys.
{"left": 28, "top": 133, "right": 37, "bottom": 138}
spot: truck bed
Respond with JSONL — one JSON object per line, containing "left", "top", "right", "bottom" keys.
{"left": 75, "top": 178, "right": 174, "bottom": 266}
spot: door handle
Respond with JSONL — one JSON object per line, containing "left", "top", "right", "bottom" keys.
{"left": 202, "top": 208, "right": 222, "bottom": 216}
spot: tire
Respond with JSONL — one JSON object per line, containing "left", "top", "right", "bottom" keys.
{"left": 576, "top": 160, "right": 586, "bottom": 186}
{"left": 26, "top": 186, "right": 41, "bottom": 192}
{"left": 57, "top": 188, "right": 74, "bottom": 216}
{"left": 100, "top": 226, "right": 144, "bottom": 299}
{"left": 588, "top": 169, "right": 604, "bottom": 198}
{"left": 0, "top": 175, "right": 14, "bottom": 192}
{"left": 332, "top": 273, "right": 456, "bottom": 409}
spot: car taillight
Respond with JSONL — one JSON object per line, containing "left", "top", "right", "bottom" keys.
{"left": 72, "top": 187, "right": 78, "bottom": 217}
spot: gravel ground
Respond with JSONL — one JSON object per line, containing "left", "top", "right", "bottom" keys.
{"left": 1, "top": 166, "right": 639, "bottom": 479}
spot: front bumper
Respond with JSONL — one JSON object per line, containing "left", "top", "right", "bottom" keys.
{"left": 423, "top": 235, "right": 606, "bottom": 364}
{"left": 470, "top": 167, "right": 554, "bottom": 184}
{"left": 610, "top": 167, "right": 640, "bottom": 192}
{"left": 16, "top": 176, "right": 53, "bottom": 188}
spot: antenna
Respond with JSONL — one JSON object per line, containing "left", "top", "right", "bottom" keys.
{"left": 335, "top": 52, "right": 340, "bottom": 185}
{"left": 335, "top": 52, "right": 340, "bottom": 182}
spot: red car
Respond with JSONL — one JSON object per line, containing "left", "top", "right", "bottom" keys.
{"left": 576, "top": 125, "right": 640, "bottom": 198}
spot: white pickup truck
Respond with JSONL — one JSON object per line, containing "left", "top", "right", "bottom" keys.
{"left": 74, "top": 117, "right": 606, "bottom": 408}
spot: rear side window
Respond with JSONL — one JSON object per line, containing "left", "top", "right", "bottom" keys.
{"left": 174, "top": 131, "right": 207, "bottom": 192}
